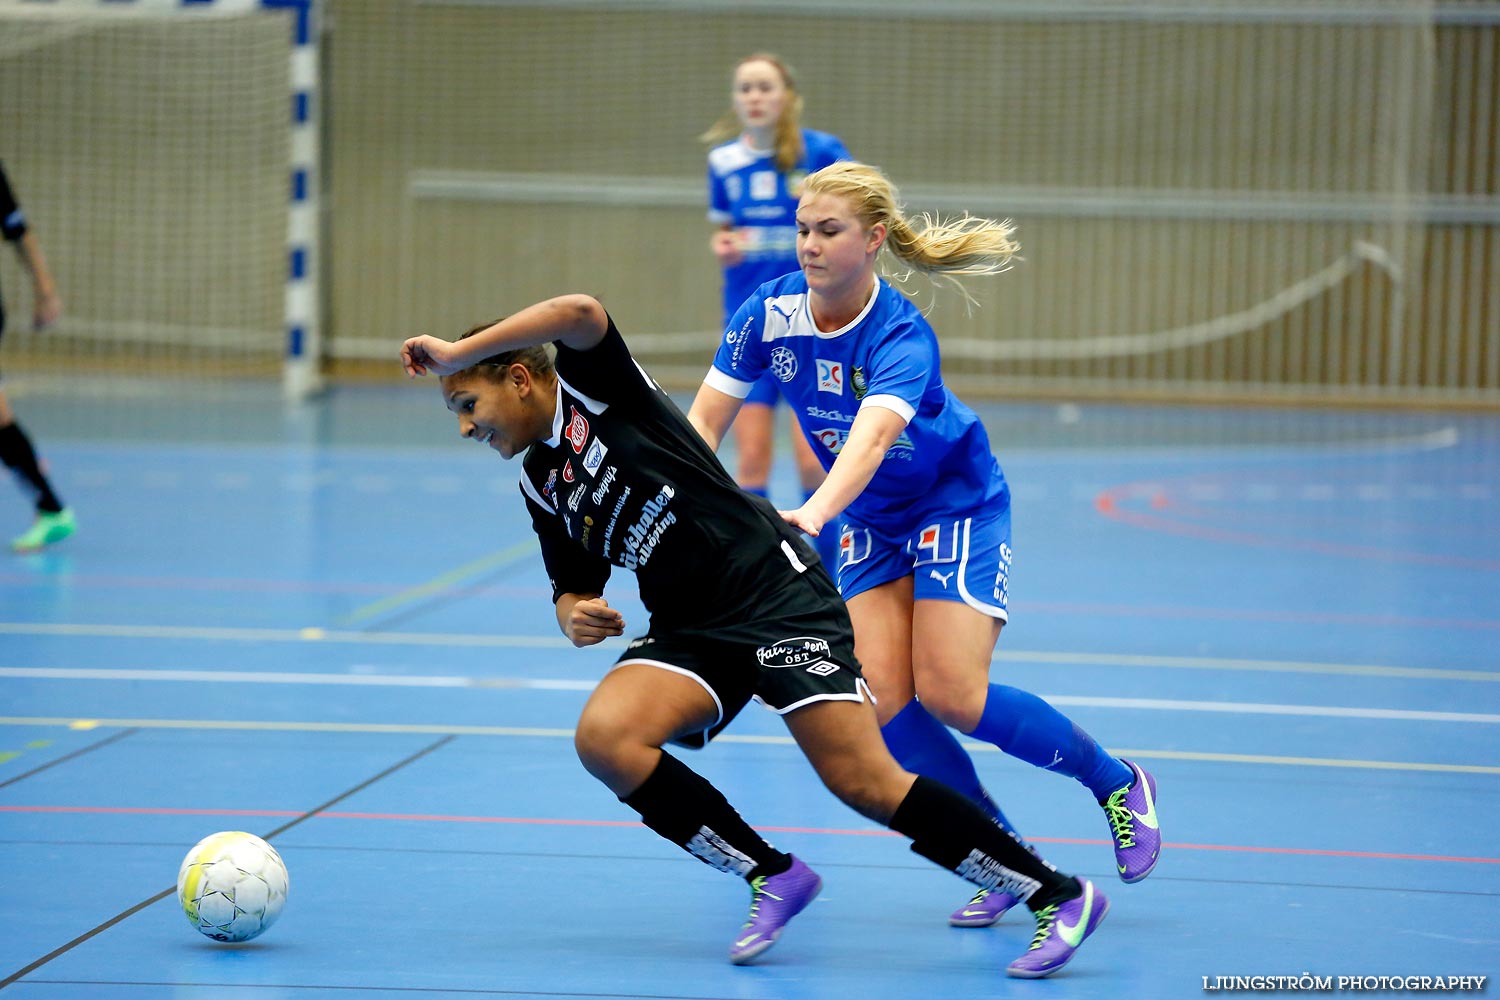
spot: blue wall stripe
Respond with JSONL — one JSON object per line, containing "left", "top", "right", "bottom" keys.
{"left": 293, "top": 91, "right": 310, "bottom": 124}
{"left": 289, "top": 248, "right": 306, "bottom": 280}
{"left": 287, "top": 325, "right": 305, "bottom": 358}
{"left": 291, "top": 169, "right": 307, "bottom": 202}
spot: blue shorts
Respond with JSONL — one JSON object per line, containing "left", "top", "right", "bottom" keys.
{"left": 743, "top": 369, "right": 785, "bottom": 407}
{"left": 832, "top": 501, "right": 1012, "bottom": 621}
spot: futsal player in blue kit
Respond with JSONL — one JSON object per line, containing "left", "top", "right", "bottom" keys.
{"left": 401, "top": 294, "right": 1109, "bottom": 978}
{"left": 689, "top": 162, "right": 1162, "bottom": 927}
{"left": 703, "top": 54, "right": 849, "bottom": 568}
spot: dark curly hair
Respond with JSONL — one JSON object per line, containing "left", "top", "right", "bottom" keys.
{"left": 452, "top": 319, "right": 556, "bottom": 380}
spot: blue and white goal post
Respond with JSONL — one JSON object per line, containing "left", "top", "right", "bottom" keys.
{"left": 0, "top": 0, "right": 323, "bottom": 399}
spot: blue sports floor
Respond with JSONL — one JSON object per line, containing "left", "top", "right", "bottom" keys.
{"left": 1, "top": 380, "right": 1497, "bottom": 998}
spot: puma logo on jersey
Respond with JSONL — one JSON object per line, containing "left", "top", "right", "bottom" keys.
{"left": 930, "top": 569, "right": 955, "bottom": 589}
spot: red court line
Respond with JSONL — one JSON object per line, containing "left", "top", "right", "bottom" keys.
{"left": 4, "top": 805, "right": 1497, "bottom": 865}
{"left": 1096, "top": 488, "right": 1500, "bottom": 571}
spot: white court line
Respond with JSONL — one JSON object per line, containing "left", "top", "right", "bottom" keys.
{"left": 0, "top": 715, "right": 1494, "bottom": 775}
{"left": 0, "top": 667, "right": 593, "bottom": 690}
{"left": 991, "top": 650, "right": 1500, "bottom": 684}
{"left": 2, "top": 667, "right": 1495, "bottom": 724}
{"left": 1, "top": 622, "right": 1496, "bottom": 683}
{"left": 1043, "top": 694, "right": 1500, "bottom": 724}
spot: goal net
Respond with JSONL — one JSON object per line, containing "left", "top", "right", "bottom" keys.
{"left": 0, "top": 3, "right": 291, "bottom": 383}
{"left": 328, "top": 0, "right": 1474, "bottom": 400}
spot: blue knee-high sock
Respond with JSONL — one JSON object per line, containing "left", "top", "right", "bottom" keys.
{"left": 881, "top": 698, "right": 1016, "bottom": 833}
{"left": 970, "top": 684, "right": 1132, "bottom": 800}
{"left": 743, "top": 485, "right": 770, "bottom": 499}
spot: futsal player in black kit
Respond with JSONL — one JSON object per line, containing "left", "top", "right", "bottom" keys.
{"left": 400, "top": 294, "right": 1108, "bottom": 979}
{"left": 0, "top": 160, "right": 73, "bottom": 551}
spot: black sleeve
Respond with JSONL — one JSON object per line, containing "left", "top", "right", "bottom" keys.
{"left": 523, "top": 493, "right": 612, "bottom": 605}
{"left": 0, "top": 162, "right": 26, "bottom": 242}
{"left": 550, "top": 313, "right": 659, "bottom": 406}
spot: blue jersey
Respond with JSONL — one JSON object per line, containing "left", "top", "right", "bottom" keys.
{"left": 705, "top": 273, "right": 1008, "bottom": 533}
{"left": 707, "top": 128, "right": 850, "bottom": 323}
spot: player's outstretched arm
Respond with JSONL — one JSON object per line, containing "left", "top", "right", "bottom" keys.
{"left": 686, "top": 382, "right": 744, "bottom": 451}
{"left": 401, "top": 294, "right": 608, "bottom": 378}
{"left": 14, "top": 232, "right": 60, "bottom": 331}
{"left": 782, "top": 405, "right": 906, "bottom": 537}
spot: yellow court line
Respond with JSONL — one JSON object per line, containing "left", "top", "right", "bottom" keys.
{"left": 335, "top": 539, "right": 540, "bottom": 626}
{"left": 1, "top": 716, "right": 1496, "bottom": 775}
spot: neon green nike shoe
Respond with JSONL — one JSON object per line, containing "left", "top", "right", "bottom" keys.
{"left": 1007, "top": 878, "right": 1109, "bottom": 979}
{"left": 12, "top": 507, "right": 76, "bottom": 552}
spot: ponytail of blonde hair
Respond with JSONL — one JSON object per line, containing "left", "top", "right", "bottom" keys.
{"left": 800, "top": 161, "right": 1019, "bottom": 305}
{"left": 700, "top": 53, "right": 805, "bottom": 175}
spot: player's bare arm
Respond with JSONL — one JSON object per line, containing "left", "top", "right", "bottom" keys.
{"left": 402, "top": 295, "right": 608, "bottom": 377}
{"left": 784, "top": 405, "right": 905, "bottom": 536}
{"left": 686, "top": 382, "right": 744, "bottom": 451}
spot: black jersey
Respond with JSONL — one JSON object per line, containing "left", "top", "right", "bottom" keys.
{"left": 0, "top": 162, "right": 26, "bottom": 243}
{"left": 519, "top": 316, "right": 827, "bottom": 643}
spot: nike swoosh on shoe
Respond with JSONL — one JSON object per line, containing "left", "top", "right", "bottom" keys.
{"left": 1055, "top": 884, "right": 1094, "bottom": 948}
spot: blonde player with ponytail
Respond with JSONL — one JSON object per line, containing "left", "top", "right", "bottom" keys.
{"left": 690, "top": 162, "right": 1161, "bottom": 941}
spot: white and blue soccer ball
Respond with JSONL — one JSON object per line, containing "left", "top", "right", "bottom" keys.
{"left": 177, "top": 831, "right": 289, "bottom": 942}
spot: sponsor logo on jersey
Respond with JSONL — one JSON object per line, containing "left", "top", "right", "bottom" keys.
{"left": 726, "top": 316, "right": 753, "bottom": 371}
{"left": 812, "top": 426, "right": 915, "bottom": 461}
{"left": 620, "top": 483, "right": 677, "bottom": 571}
{"left": 851, "top": 365, "right": 868, "bottom": 400}
{"left": 540, "top": 468, "right": 559, "bottom": 505}
{"left": 911, "top": 521, "right": 961, "bottom": 566}
{"left": 885, "top": 432, "right": 916, "bottom": 461}
{"left": 741, "top": 204, "right": 787, "bottom": 221}
{"left": 839, "top": 527, "right": 871, "bottom": 568}
{"left": 816, "top": 359, "right": 844, "bottom": 394}
{"left": 566, "top": 406, "right": 589, "bottom": 454}
{"left": 600, "top": 483, "right": 633, "bottom": 558}
{"left": 562, "top": 460, "right": 575, "bottom": 483}
{"left": 590, "top": 465, "right": 618, "bottom": 505}
{"left": 813, "top": 427, "right": 848, "bottom": 453}
{"left": 804, "top": 405, "right": 852, "bottom": 424}
{"left": 582, "top": 437, "right": 608, "bottom": 477}
{"left": 567, "top": 484, "right": 586, "bottom": 512}
{"left": 769, "top": 346, "right": 798, "bottom": 382}
{"left": 749, "top": 170, "right": 778, "bottom": 201}
{"left": 755, "top": 636, "right": 832, "bottom": 669}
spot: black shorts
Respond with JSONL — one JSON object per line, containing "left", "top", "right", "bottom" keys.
{"left": 612, "top": 604, "right": 871, "bottom": 750}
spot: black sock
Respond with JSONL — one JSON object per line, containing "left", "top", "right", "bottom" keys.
{"left": 622, "top": 751, "right": 791, "bottom": 880}
{"left": 0, "top": 421, "right": 63, "bottom": 513}
{"left": 889, "top": 776, "right": 1080, "bottom": 911}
